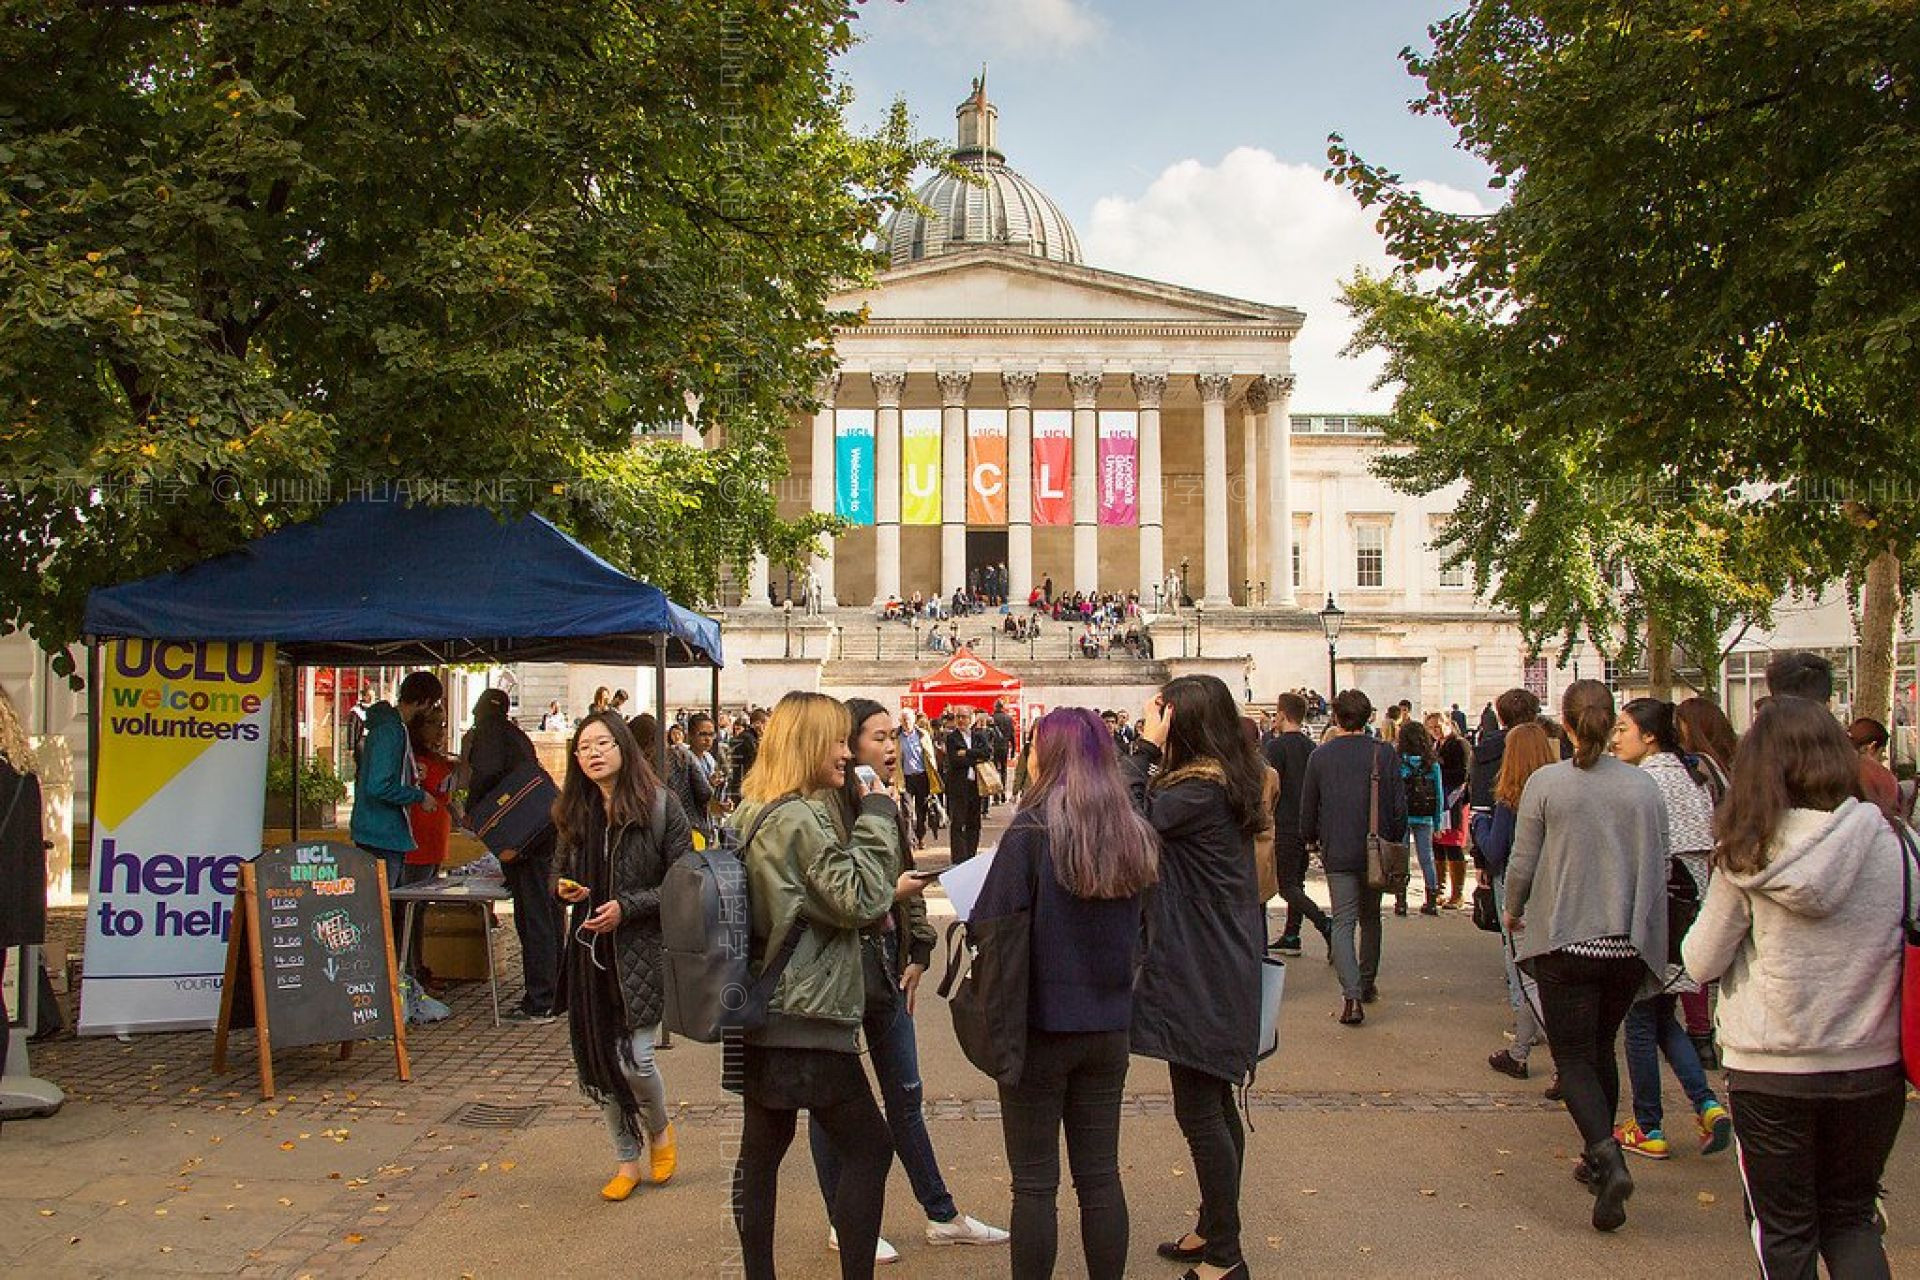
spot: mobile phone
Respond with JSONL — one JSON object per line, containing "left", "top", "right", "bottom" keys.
{"left": 557, "top": 877, "right": 586, "bottom": 895}
{"left": 910, "top": 867, "right": 944, "bottom": 883}
{"left": 854, "top": 765, "right": 882, "bottom": 789}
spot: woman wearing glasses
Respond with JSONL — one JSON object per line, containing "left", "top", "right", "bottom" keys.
{"left": 553, "top": 710, "right": 694, "bottom": 1202}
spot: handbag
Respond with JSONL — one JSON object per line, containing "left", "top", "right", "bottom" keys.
{"left": 937, "top": 849, "right": 1036, "bottom": 1086}
{"left": 974, "top": 759, "right": 1005, "bottom": 798}
{"left": 860, "top": 929, "right": 903, "bottom": 1023}
{"left": 1363, "top": 746, "right": 1411, "bottom": 894}
{"left": 470, "top": 760, "right": 559, "bottom": 863}
{"left": 1471, "top": 883, "right": 1502, "bottom": 933}
{"left": 1896, "top": 822, "right": 1920, "bottom": 1089}
{"left": 1256, "top": 949, "right": 1287, "bottom": 1060}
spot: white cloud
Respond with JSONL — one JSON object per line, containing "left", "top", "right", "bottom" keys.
{"left": 1083, "top": 147, "right": 1491, "bottom": 411}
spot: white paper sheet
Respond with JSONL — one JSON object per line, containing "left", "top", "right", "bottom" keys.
{"left": 935, "top": 849, "right": 998, "bottom": 922}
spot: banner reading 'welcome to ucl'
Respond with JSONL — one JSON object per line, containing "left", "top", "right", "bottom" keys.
{"left": 78, "top": 640, "right": 276, "bottom": 1035}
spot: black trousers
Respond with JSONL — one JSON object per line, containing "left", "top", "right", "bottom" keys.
{"left": 998, "top": 1029, "right": 1132, "bottom": 1279}
{"left": 1274, "top": 832, "right": 1329, "bottom": 940}
{"left": 734, "top": 1053, "right": 893, "bottom": 1280}
{"left": 1168, "top": 1063, "right": 1246, "bottom": 1268}
{"left": 1732, "top": 1080, "right": 1905, "bottom": 1280}
{"left": 1532, "top": 950, "right": 1644, "bottom": 1147}
{"left": 902, "top": 770, "right": 932, "bottom": 841}
{"left": 947, "top": 778, "right": 982, "bottom": 862}
{"left": 502, "top": 847, "right": 563, "bottom": 1015}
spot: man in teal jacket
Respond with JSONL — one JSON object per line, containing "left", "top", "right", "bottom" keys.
{"left": 350, "top": 671, "right": 443, "bottom": 886}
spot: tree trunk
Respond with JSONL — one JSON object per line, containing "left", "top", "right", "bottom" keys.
{"left": 1855, "top": 547, "right": 1902, "bottom": 725}
{"left": 1646, "top": 614, "right": 1674, "bottom": 701}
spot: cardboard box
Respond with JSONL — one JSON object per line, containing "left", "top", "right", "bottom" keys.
{"left": 419, "top": 904, "right": 498, "bottom": 982}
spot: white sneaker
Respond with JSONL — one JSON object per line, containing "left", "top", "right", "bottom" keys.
{"left": 925, "top": 1214, "right": 1010, "bottom": 1247}
{"left": 827, "top": 1228, "right": 900, "bottom": 1265}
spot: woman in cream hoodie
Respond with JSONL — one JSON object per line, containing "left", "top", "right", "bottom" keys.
{"left": 1682, "top": 696, "right": 1906, "bottom": 1280}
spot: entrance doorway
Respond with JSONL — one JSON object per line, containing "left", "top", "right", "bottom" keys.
{"left": 965, "top": 531, "right": 1010, "bottom": 602}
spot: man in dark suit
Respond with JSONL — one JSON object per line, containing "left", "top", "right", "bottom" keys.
{"left": 943, "top": 705, "right": 988, "bottom": 862}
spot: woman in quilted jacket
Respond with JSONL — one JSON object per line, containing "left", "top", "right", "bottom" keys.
{"left": 552, "top": 710, "right": 693, "bottom": 1202}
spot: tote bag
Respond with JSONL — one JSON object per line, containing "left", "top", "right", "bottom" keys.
{"left": 1363, "top": 746, "right": 1411, "bottom": 894}
{"left": 1257, "top": 950, "right": 1287, "bottom": 1060}
{"left": 937, "top": 915, "right": 1030, "bottom": 1086}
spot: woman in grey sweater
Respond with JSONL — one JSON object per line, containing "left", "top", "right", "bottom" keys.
{"left": 1505, "top": 681, "right": 1668, "bottom": 1233}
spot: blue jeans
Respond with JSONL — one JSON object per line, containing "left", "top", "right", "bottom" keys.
{"left": 811, "top": 999, "right": 958, "bottom": 1224}
{"left": 1409, "top": 824, "right": 1438, "bottom": 895}
{"left": 1624, "top": 994, "right": 1716, "bottom": 1132}
{"left": 1491, "top": 872, "right": 1543, "bottom": 1062}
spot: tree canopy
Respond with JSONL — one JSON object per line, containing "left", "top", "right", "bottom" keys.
{"left": 0, "top": 0, "right": 934, "bottom": 674}
{"left": 1333, "top": 0, "right": 1920, "bottom": 705}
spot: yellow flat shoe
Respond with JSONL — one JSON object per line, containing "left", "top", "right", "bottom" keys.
{"left": 649, "top": 1123, "right": 677, "bottom": 1185}
{"left": 601, "top": 1173, "right": 641, "bottom": 1202}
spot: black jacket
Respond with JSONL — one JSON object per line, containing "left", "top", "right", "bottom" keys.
{"left": 558, "top": 790, "right": 694, "bottom": 1031}
{"left": 1299, "top": 734, "right": 1409, "bottom": 875}
{"left": 1264, "top": 730, "right": 1315, "bottom": 837}
{"left": 944, "top": 728, "right": 989, "bottom": 792}
{"left": 0, "top": 761, "right": 46, "bottom": 949}
{"left": 466, "top": 717, "right": 539, "bottom": 809}
{"left": 1123, "top": 743, "right": 1264, "bottom": 1082}
{"left": 1468, "top": 727, "right": 1507, "bottom": 811}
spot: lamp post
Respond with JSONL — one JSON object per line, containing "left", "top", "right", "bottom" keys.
{"left": 873, "top": 622, "right": 882, "bottom": 661}
{"left": 782, "top": 600, "right": 793, "bottom": 659}
{"left": 1179, "top": 557, "right": 1190, "bottom": 609}
{"left": 912, "top": 618, "right": 921, "bottom": 662}
{"left": 1318, "top": 593, "right": 1345, "bottom": 704}
{"left": 1196, "top": 598, "right": 1206, "bottom": 657}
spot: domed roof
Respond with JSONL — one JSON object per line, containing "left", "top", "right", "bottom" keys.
{"left": 884, "top": 76, "right": 1082, "bottom": 270}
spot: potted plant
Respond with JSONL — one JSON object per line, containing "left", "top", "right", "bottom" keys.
{"left": 265, "top": 755, "right": 348, "bottom": 829}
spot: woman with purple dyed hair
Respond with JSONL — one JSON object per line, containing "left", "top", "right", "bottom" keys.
{"left": 972, "top": 707, "right": 1161, "bottom": 1279}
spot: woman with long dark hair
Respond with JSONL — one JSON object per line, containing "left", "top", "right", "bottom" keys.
{"left": 1683, "top": 698, "right": 1904, "bottom": 1278}
{"left": 462, "top": 688, "right": 562, "bottom": 1020}
{"left": 1478, "top": 722, "right": 1557, "bottom": 1081}
{"left": 551, "top": 710, "right": 693, "bottom": 1200}
{"left": 1504, "top": 680, "right": 1668, "bottom": 1232}
{"left": 975, "top": 708, "right": 1160, "bottom": 1279}
{"left": 729, "top": 692, "right": 899, "bottom": 1280}
{"left": 808, "top": 698, "right": 1004, "bottom": 1263}
{"left": 1126, "top": 674, "right": 1268, "bottom": 1280}
{"left": 1673, "top": 695, "right": 1739, "bottom": 1066}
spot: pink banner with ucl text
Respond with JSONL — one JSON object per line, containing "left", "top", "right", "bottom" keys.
{"left": 1032, "top": 409, "right": 1072, "bottom": 526}
{"left": 1097, "top": 410, "right": 1138, "bottom": 526}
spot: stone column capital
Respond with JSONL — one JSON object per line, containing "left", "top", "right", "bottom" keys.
{"left": 812, "top": 371, "right": 841, "bottom": 405}
{"left": 1130, "top": 371, "right": 1168, "bottom": 409}
{"left": 870, "top": 369, "right": 907, "bottom": 407}
{"left": 1259, "top": 372, "right": 1297, "bottom": 401}
{"left": 1067, "top": 370, "right": 1104, "bottom": 409}
{"left": 1195, "top": 371, "right": 1234, "bottom": 405}
{"left": 936, "top": 369, "right": 972, "bottom": 407}
{"left": 1245, "top": 379, "right": 1269, "bottom": 415}
{"left": 1000, "top": 368, "right": 1039, "bottom": 407}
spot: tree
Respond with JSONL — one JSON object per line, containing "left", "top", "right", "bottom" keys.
{"left": 1332, "top": 0, "right": 1920, "bottom": 715}
{"left": 0, "top": 0, "right": 936, "bottom": 675}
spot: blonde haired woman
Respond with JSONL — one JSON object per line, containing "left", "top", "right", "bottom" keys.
{"left": 729, "top": 692, "right": 905, "bottom": 1280}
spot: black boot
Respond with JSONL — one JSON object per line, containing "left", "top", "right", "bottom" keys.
{"left": 1586, "top": 1137, "right": 1633, "bottom": 1232}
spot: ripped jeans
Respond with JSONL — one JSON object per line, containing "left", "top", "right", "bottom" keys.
{"left": 809, "top": 1000, "right": 958, "bottom": 1224}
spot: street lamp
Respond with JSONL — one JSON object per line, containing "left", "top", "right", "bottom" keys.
{"left": 782, "top": 600, "right": 793, "bottom": 659}
{"left": 1196, "top": 598, "right": 1206, "bottom": 657}
{"left": 1318, "top": 592, "right": 1345, "bottom": 704}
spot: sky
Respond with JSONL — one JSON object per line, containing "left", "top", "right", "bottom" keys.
{"left": 836, "top": 0, "right": 1497, "bottom": 411}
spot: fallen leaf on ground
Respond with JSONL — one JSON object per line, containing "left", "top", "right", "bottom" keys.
{"left": 345, "top": 1234, "right": 365, "bottom": 1245}
{"left": 498, "top": 1161, "right": 516, "bottom": 1172}
{"left": 1698, "top": 1192, "right": 1717, "bottom": 1205}
{"left": 277, "top": 1198, "right": 293, "bottom": 1207}
{"left": 37, "top": 1209, "right": 55, "bottom": 1217}
{"left": 279, "top": 1141, "right": 296, "bottom": 1151}
{"left": 1419, "top": 1189, "right": 1436, "bottom": 1197}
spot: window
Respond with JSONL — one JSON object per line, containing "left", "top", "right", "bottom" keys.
{"left": 1291, "top": 540, "right": 1302, "bottom": 590}
{"left": 1603, "top": 657, "right": 1622, "bottom": 690}
{"left": 1433, "top": 517, "right": 1467, "bottom": 588}
{"left": 1355, "top": 525, "right": 1385, "bottom": 589}
{"left": 1523, "top": 657, "right": 1549, "bottom": 700}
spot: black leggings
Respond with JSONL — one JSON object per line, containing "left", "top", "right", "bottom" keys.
{"left": 1168, "top": 1063, "right": 1246, "bottom": 1268}
{"left": 1532, "top": 950, "right": 1644, "bottom": 1147}
{"left": 734, "top": 1067, "right": 893, "bottom": 1280}
{"left": 999, "top": 1029, "right": 1132, "bottom": 1279}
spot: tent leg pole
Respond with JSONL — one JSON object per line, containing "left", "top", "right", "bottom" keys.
{"left": 653, "top": 645, "right": 668, "bottom": 768}
{"left": 710, "top": 665, "right": 720, "bottom": 731}
{"left": 291, "top": 663, "right": 302, "bottom": 842}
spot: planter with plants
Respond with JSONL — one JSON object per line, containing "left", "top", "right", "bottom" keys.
{"left": 265, "top": 756, "right": 348, "bottom": 829}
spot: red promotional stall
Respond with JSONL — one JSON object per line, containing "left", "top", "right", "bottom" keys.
{"left": 905, "top": 646, "right": 1024, "bottom": 747}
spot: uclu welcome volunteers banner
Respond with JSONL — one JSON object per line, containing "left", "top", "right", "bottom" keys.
{"left": 78, "top": 639, "right": 276, "bottom": 1035}
{"left": 1032, "top": 409, "right": 1073, "bottom": 526}
{"left": 902, "top": 408, "right": 941, "bottom": 526}
{"left": 1098, "top": 410, "right": 1139, "bottom": 526}
{"left": 834, "top": 408, "right": 875, "bottom": 525}
{"left": 966, "top": 409, "right": 1008, "bottom": 525}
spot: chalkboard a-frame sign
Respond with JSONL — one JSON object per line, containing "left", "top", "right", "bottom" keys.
{"left": 213, "top": 841, "right": 410, "bottom": 1099}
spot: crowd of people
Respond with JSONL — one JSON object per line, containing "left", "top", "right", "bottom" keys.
{"left": 335, "top": 646, "right": 1913, "bottom": 1279}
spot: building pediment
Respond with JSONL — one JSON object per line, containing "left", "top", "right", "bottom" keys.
{"left": 831, "top": 248, "right": 1302, "bottom": 332}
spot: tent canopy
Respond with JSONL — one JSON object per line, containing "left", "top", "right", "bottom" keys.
{"left": 83, "top": 502, "right": 722, "bottom": 668}
{"left": 906, "top": 647, "right": 1022, "bottom": 738}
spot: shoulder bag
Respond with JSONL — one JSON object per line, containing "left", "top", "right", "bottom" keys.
{"left": 1364, "top": 744, "right": 1412, "bottom": 894}
{"left": 937, "top": 841, "right": 1037, "bottom": 1086}
{"left": 469, "top": 759, "right": 559, "bottom": 863}
{"left": 1896, "top": 821, "right": 1920, "bottom": 1089}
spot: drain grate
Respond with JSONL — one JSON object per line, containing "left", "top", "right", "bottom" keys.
{"left": 448, "top": 1101, "right": 547, "bottom": 1130}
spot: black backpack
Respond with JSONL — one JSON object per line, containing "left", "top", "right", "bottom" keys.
{"left": 1404, "top": 756, "right": 1439, "bottom": 817}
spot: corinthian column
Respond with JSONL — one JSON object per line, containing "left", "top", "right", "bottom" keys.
{"left": 1068, "top": 370, "right": 1103, "bottom": 596}
{"left": 809, "top": 372, "right": 840, "bottom": 609}
{"left": 1003, "top": 369, "right": 1038, "bottom": 606}
{"left": 1196, "top": 372, "right": 1234, "bottom": 607}
{"left": 1132, "top": 371, "right": 1167, "bottom": 606}
{"left": 871, "top": 370, "right": 906, "bottom": 608}
{"left": 1261, "top": 374, "right": 1298, "bottom": 606}
{"left": 937, "top": 369, "right": 971, "bottom": 598}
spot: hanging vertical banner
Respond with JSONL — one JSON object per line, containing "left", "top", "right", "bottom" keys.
{"left": 901, "top": 408, "right": 942, "bottom": 526}
{"left": 834, "top": 408, "right": 875, "bottom": 526}
{"left": 966, "top": 409, "right": 1008, "bottom": 526}
{"left": 1098, "top": 410, "right": 1139, "bottom": 526}
{"left": 78, "top": 639, "right": 276, "bottom": 1035}
{"left": 1032, "top": 409, "right": 1073, "bottom": 527}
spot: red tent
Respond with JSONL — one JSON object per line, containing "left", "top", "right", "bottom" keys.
{"left": 905, "top": 646, "right": 1024, "bottom": 746}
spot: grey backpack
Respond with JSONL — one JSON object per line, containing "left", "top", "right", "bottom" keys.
{"left": 660, "top": 795, "right": 805, "bottom": 1043}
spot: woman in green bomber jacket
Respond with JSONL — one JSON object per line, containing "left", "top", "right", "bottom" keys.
{"left": 727, "top": 691, "right": 900, "bottom": 1280}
